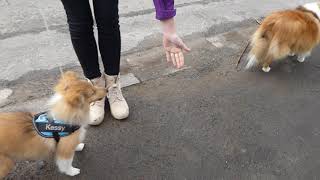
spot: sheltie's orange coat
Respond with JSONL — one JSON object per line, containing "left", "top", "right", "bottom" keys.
{"left": 0, "top": 72, "right": 107, "bottom": 178}
{"left": 246, "top": 4, "right": 320, "bottom": 72}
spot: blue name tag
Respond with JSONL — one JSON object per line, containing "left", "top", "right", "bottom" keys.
{"left": 33, "top": 112, "right": 80, "bottom": 139}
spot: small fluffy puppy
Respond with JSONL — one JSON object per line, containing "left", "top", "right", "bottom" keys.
{"left": 246, "top": 2, "right": 320, "bottom": 72}
{"left": 0, "top": 71, "right": 106, "bottom": 178}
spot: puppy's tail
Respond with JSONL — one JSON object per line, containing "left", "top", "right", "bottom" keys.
{"left": 245, "top": 27, "right": 270, "bottom": 70}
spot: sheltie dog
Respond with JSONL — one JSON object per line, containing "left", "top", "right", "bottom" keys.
{"left": 246, "top": 2, "right": 320, "bottom": 72}
{"left": 0, "top": 71, "right": 107, "bottom": 178}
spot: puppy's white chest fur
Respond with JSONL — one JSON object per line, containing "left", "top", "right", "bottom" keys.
{"left": 48, "top": 93, "right": 63, "bottom": 106}
{"left": 78, "top": 127, "right": 87, "bottom": 143}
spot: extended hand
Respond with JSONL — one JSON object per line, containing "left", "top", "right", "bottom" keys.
{"left": 162, "top": 19, "right": 191, "bottom": 69}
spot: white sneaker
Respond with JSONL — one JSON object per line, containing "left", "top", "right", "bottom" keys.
{"left": 106, "top": 74, "right": 129, "bottom": 120}
{"left": 88, "top": 74, "right": 106, "bottom": 125}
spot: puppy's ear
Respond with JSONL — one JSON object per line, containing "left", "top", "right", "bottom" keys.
{"left": 64, "top": 92, "right": 85, "bottom": 108}
{"left": 61, "top": 71, "right": 79, "bottom": 81}
{"left": 55, "top": 71, "right": 79, "bottom": 92}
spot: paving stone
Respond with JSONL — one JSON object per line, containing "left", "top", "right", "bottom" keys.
{"left": 120, "top": 73, "right": 140, "bottom": 88}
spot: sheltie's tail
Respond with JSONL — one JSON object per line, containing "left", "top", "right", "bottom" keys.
{"left": 245, "top": 27, "right": 270, "bottom": 70}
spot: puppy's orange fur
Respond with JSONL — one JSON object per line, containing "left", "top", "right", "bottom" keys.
{"left": 0, "top": 71, "right": 106, "bottom": 178}
{"left": 246, "top": 4, "right": 320, "bottom": 72}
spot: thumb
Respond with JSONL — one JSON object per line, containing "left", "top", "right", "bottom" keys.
{"left": 180, "top": 41, "right": 191, "bottom": 52}
{"left": 172, "top": 36, "right": 191, "bottom": 52}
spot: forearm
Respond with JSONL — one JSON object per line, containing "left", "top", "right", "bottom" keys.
{"left": 161, "top": 18, "right": 176, "bottom": 35}
{"left": 153, "top": 0, "right": 176, "bottom": 20}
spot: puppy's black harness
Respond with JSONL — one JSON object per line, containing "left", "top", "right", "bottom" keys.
{"left": 32, "top": 112, "right": 80, "bottom": 143}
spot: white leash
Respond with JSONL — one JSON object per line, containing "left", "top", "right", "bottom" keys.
{"left": 89, "top": 0, "right": 97, "bottom": 27}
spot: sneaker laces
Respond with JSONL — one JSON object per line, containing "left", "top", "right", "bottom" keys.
{"left": 107, "top": 84, "right": 124, "bottom": 104}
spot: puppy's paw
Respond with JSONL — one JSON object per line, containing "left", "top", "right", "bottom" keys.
{"left": 66, "top": 167, "right": 80, "bottom": 176}
{"left": 289, "top": 53, "right": 295, "bottom": 57}
{"left": 75, "top": 143, "right": 85, "bottom": 152}
{"left": 262, "top": 66, "right": 271, "bottom": 72}
{"left": 297, "top": 56, "right": 305, "bottom": 63}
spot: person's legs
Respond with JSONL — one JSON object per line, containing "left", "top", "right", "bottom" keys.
{"left": 93, "top": 0, "right": 129, "bottom": 120}
{"left": 61, "top": 0, "right": 106, "bottom": 125}
{"left": 93, "top": 0, "right": 121, "bottom": 75}
{"left": 60, "top": 0, "right": 101, "bottom": 79}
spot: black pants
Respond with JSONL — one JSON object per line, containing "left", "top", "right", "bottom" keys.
{"left": 61, "top": 0, "right": 121, "bottom": 79}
